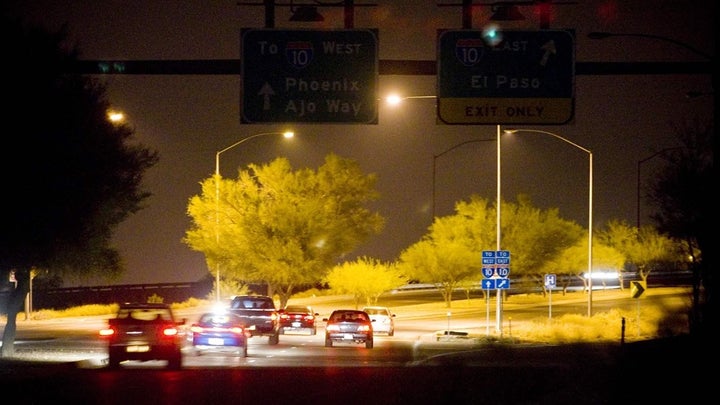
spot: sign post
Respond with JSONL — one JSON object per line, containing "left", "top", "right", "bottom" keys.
{"left": 241, "top": 29, "right": 378, "bottom": 124}
{"left": 545, "top": 273, "right": 556, "bottom": 319}
{"left": 437, "top": 29, "right": 575, "bottom": 125}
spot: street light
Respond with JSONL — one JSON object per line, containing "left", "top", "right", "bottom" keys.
{"left": 213, "top": 131, "right": 295, "bottom": 301}
{"left": 503, "top": 129, "right": 594, "bottom": 317}
{"left": 432, "top": 138, "right": 495, "bottom": 218}
{"left": 384, "top": 94, "right": 437, "bottom": 108}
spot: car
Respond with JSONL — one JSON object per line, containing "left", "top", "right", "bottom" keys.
{"left": 229, "top": 295, "right": 280, "bottom": 344}
{"left": 323, "top": 309, "right": 373, "bottom": 349}
{"left": 278, "top": 305, "right": 319, "bottom": 335}
{"left": 187, "top": 311, "right": 249, "bottom": 357}
{"left": 362, "top": 306, "right": 396, "bottom": 336}
{"left": 100, "top": 302, "right": 185, "bottom": 369}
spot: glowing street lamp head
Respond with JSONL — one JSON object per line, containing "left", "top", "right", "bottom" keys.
{"left": 385, "top": 94, "right": 403, "bottom": 106}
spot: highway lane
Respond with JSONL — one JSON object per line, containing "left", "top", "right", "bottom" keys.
{"left": 1, "top": 287, "right": 691, "bottom": 367}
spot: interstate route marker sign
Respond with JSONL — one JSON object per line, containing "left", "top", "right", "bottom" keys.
{"left": 241, "top": 29, "right": 378, "bottom": 124}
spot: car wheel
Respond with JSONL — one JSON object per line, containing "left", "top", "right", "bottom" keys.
{"left": 388, "top": 329, "right": 394, "bottom": 337}
{"left": 107, "top": 353, "right": 121, "bottom": 369}
{"left": 269, "top": 333, "right": 279, "bottom": 345}
{"left": 325, "top": 336, "right": 333, "bottom": 347}
{"left": 365, "top": 339, "right": 373, "bottom": 349}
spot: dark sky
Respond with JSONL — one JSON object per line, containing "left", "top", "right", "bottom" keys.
{"left": 8, "top": 1, "right": 713, "bottom": 286}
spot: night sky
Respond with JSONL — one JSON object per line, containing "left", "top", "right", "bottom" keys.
{"left": 8, "top": 1, "right": 713, "bottom": 286}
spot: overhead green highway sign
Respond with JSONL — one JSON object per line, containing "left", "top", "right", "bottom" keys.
{"left": 437, "top": 29, "right": 575, "bottom": 125}
{"left": 241, "top": 29, "right": 378, "bottom": 124}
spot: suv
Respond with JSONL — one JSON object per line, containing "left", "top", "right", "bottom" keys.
{"left": 100, "top": 302, "right": 185, "bottom": 369}
{"left": 229, "top": 295, "right": 280, "bottom": 345}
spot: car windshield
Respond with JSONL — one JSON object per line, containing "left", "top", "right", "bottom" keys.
{"left": 333, "top": 312, "right": 368, "bottom": 322}
{"left": 233, "top": 298, "right": 273, "bottom": 309}
{"left": 364, "top": 308, "right": 387, "bottom": 316}
{"left": 116, "top": 307, "right": 172, "bottom": 322}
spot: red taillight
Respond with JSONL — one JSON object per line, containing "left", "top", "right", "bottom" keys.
{"left": 357, "top": 325, "right": 371, "bottom": 332}
{"left": 326, "top": 324, "right": 340, "bottom": 332}
{"left": 229, "top": 327, "right": 244, "bottom": 334}
{"left": 163, "top": 326, "right": 179, "bottom": 337}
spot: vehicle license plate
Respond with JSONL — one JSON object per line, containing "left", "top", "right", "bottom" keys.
{"left": 208, "top": 338, "right": 225, "bottom": 346}
{"left": 343, "top": 334, "right": 353, "bottom": 340}
{"left": 126, "top": 345, "right": 150, "bottom": 353}
{"left": 292, "top": 322, "right": 301, "bottom": 328}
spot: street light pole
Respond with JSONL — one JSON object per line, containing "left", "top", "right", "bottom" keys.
{"left": 503, "top": 129, "right": 593, "bottom": 317}
{"left": 213, "top": 131, "right": 295, "bottom": 301}
{"left": 636, "top": 147, "right": 683, "bottom": 229}
{"left": 496, "top": 125, "right": 502, "bottom": 333}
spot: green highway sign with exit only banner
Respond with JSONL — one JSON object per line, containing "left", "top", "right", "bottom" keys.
{"left": 437, "top": 29, "right": 575, "bottom": 125}
{"left": 241, "top": 29, "right": 378, "bottom": 124}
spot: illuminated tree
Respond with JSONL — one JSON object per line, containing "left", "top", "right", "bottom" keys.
{"left": 185, "top": 153, "right": 384, "bottom": 307}
{"left": 324, "top": 257, "right": 407, "bottom": 308}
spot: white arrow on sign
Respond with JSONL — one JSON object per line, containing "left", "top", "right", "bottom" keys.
{"left": 539, "top": 40, "right": 557, "bottom": 66}
{"left": 258, "top": 82, "right": 275, "bottom": 110}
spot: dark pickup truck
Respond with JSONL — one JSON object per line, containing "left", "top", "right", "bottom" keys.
{"left": 229, "top": 295, "right": 280, "bottom": 345}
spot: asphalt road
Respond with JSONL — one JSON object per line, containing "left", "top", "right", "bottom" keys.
{"left": 0, "top": 287, "right": 710, "bottom": 403}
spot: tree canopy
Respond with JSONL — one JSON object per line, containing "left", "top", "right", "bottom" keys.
{"left": 0, "top": 16, "right": 159, "bottom": 356}
{"left": 398, "top": 195, "right": 586, "bottom": 306}
{"left": 184, "top": 153, "right": 385, "bottom": 306}
{"left": 647, "top": 118, "right": 713, "bottom": 337}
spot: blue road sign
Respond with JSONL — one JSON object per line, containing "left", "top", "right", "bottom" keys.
{"left": 496, "top": 266, "right": 510, "bottom": 278}
{"left": 482, "top": 279, "right": 496, "bottom": 289}
{"left": 496, "top": 250, "right": 510, "bottom": 258}
{"left": 241, "top": 29, "right": 378, "bottom": 124}
{"left": 482, "top": 250, "right": 495, "bottom": 258}
{"left": 482, "top": 267, "right": 495, "bottom": 278}
{"left": 496, "top": 279, "right": 511, "bottom": 289}
{"left": 545, "top": 274, "right": 556, "bottom": 288}
{"left": 437, "top": 29, "right": 575, "bottom": 125}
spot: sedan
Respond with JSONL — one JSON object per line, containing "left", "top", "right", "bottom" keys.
{"left": 362, "top": 306, "right": 396, "bottom": 336}
{"left": 278, "top": 305, "right": 319, "bottom": 335}
{"left": 187, "top": 312, "right": 249, "bottom": 357}
{"left": 323, "top": 310, "right": 373, "bottom": 349}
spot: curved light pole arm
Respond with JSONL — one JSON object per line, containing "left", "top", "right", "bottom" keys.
{"left": 503, "top": 128, "right": 593, "bottom": 316}
{"left": 212, "top": 131, "right": 294, "bottom": 301}
{"left": 587, "top": 32, "right": 712, "bottom": 60}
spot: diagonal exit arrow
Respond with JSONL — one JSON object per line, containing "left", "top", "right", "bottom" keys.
{"left": 539, "top": 40, "right": 557, "bottom": 66}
